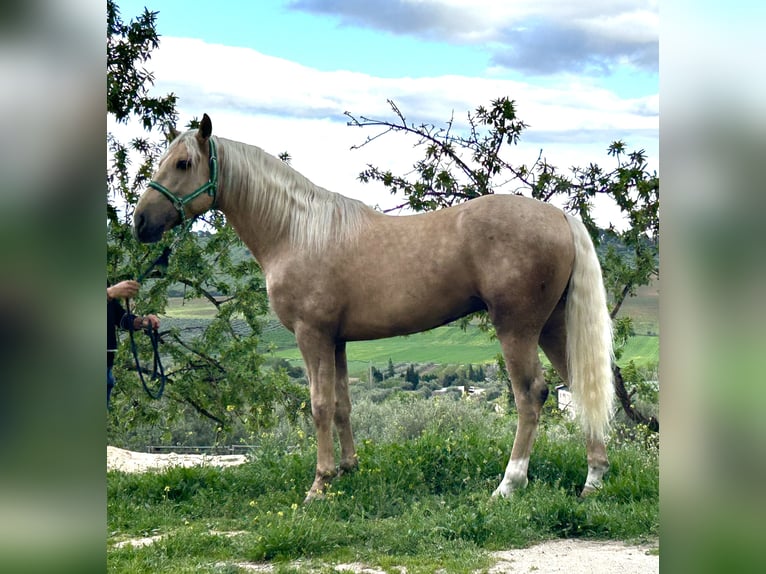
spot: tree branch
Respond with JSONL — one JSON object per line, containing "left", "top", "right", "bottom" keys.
{"left": 177, "top": 278, "right": 221, "bottom": 309}
{"left": 347, "top": 101, "right": 482, "bottom": 191}
{"left": 182, "top": 395, "right": 225, "bottom": 426}
{"left": 610, "top": 283, "right": 633, "bottom": 320}
{"left": 613, "top": 365, "right": 659, "bottom": 432}
{"left": 166, "top": 332, "right": 227, "bottom": 373}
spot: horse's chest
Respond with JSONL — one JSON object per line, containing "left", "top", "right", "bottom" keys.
{"left": 265, "top": 270, "right": 343, "bottom": 333}
{"left": 264, "top": 276, "right": 297, "bottom": 329}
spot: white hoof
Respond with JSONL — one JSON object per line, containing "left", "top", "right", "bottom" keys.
{"left": 492, "top": 486, "right": 510, "bottom": 498}
{"left": 492, "top": 475, "right": 527, "bottom": 498}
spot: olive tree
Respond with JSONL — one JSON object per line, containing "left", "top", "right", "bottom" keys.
{"left": 107, "top": 1, "right": 307, "bottom": 445}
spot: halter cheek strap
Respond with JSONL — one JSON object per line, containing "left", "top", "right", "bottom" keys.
{"left": 147, "top": 138, "right": 219, "bottom": 228}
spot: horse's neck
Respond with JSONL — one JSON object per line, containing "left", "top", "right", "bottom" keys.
{"left": 216, "top": 138, "right": 373, "bottom": 266}
{"left": 215, "top": 140, "right": 285, "bottom": 264}
{"left": 225, "top": 215, "right": 281, "bottom": 268}
{"left": 220, "top": 192, "right": 291, "bottom": 268}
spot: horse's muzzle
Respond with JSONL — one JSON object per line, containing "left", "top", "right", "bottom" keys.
{"left": 133, "top": 211, "right": 165, "bottom": 244}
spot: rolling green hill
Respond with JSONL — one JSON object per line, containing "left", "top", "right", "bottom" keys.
{"left": 270, "top": 322, "right": 502, "bottom": 367}
{"left": 166, "top": 278, "right": 659, "bottom": 371}
{"left": 266, "top": 322, "right": 658, "bottom": 371}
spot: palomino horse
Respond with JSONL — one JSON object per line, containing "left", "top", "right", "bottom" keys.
{"left": 134, "top": 114, "right": 614, "bottom": 502}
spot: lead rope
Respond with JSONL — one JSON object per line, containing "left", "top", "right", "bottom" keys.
{"left": 126, "top": 136, "right": 214, "bottom": 399}
{"left": 126, "top": 246, "right": 172, "bottom": 399}
{"left": 126, "top": 211, "right": 200, "bottom": 399}
{"left": 127, "top": 313, "right": 166, "bottom": 399}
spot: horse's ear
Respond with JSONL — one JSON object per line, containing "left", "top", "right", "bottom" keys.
{"left": 197, "top": 113, "right": 212, "bottom": 141}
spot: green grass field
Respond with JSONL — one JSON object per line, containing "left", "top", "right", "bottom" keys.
{"left": 616, "top": 282, "right": 660, "bottom": 336}
{"left": 167, "top": 281, "right": 659, "bottom": 371}
{"left": 268, "top": 323, "right": 658, "bottom": 370}
{"left": 271, "top": 322, "right": 502, "bottom": 365}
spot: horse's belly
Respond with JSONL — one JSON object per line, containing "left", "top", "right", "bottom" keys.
{"left": 339, "top": 292, "right": 486, "bottom": 341}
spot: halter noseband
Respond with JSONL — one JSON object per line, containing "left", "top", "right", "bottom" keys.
{"left": 147, "top": 137, "right": 219, "bottom": 227}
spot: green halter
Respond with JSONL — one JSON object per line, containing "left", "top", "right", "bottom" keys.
{"left": 147, "top": 138, "right": 218, "bottom": 227}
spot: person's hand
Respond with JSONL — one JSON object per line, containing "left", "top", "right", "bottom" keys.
{"left": 107, "top": 280, "right": 140, "bottom": 300}
{"left": 134, "top": 314, "right": 160, "bottom": 331}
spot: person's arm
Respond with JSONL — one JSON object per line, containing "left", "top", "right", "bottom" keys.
{"left": 108, "top": 280, "right": 160, "bottom": 331}
{"left": 107, "top": 280, "right": 140, "bottom": 301}
{"left": 109, "top": 280, "right": 140, "bottom": 330}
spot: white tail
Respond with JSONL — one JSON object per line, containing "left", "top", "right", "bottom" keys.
{"left": 564, "top": 214, "right": 615, "bottom": 442}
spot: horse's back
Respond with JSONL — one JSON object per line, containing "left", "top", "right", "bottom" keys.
{"left": 457, "top": 193, "right": 571, "bottom": 239}
{"left": 267, "top": 193, "right": 574, "bottom": 341}
{"left": 344, "top": 194, "right": 573, "bottom": 339}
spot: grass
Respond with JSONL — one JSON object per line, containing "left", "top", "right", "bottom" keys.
{"left": 618, "top": 335, "right": 659, "bottom": 367}
{"left": 108, "top": 399, "right": 658, "bottom": 572}
{"left": 273, "top": 322, "right": 504, "bottom": 366}
{"left": 616, "top": 282, "right": 660, "bottom": 336}
{"left": 166, "top": 297, "right": 219, "bottom": 319}
{"left": 165, "top": 286, "right": 660, "bottom": 371}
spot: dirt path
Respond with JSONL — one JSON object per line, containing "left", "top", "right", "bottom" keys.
{"left": 488, "top": 539, "right": 658, "bottom": 573}
{"left": 223, "top": 540, "right": 659, "bottom": 573}
{"left": 107, "top": 446, "right": 247, "bottom": 473}
{"left": 108, "top": 447, "right": 659, "bottom": 573}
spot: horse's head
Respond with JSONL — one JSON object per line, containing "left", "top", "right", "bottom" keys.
{"left": 133, "top": 113, "right": 218, "bottom": 243}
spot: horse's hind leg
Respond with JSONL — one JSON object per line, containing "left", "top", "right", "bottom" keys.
{"left": 333, "top": 343, "right": 357, "bottom": 474}
{"left": 539, "top": 304, "right": 609, "bottom": 496}
{"left": 493, "top": 333, "right": 548, "bottom": 497}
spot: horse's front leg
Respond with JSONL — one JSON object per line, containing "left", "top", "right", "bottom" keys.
{"left": 334, "top": 342, "right": 357, "bottom": 474}
{"left": 296, "top": 327, "right": 338, "bottom": 502}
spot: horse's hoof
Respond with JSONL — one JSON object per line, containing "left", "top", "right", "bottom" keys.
{"left": 579, "top": 482, "right": 603, "bottom": 497}
{"left": 492, "top": 475, "right": 526, "bottom": 498}
{"left": 338, "top": 459, "right": 359, "bottom": 477}
{"left": 303, "top": 489, "right": 325, "bottom": 504}
{"left": 303, "top": 471, "right": 336, "bottom": 503}
{"left": 492, "top": 487, "right": 508, "bottom": 499}
{"left": 303, "top": 481, "right": 329, "bottom": 503}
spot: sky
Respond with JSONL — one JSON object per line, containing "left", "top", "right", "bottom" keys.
{"left": 111, "top": 0, "right": 658, "bottom": 223}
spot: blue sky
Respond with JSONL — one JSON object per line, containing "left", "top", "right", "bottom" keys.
{"left": 112, "top": 0, "right": 658, "bottom": 221}
{"left": 121, "top": 1, "right": 490, "bottom": 79}
{"left": 118, "top": 0, "right": 656, "bottom": 97}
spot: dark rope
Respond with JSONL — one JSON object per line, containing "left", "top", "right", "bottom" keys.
{"left": 127, "top": 316, "right": 166, "bottom": 400}
{"left": 127, "top": 245, "right": 172, "bottom": 399}
{"left": 124, "top": 213, "right": 197, "bottom": 400}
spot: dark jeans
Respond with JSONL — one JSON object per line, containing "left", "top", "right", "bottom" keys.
{"left": 107, "top": 367, "right": 115, "bottom": 408}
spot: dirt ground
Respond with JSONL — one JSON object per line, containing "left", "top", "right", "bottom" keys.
{"left": 108, "top": 447, "right": 659, "bottom": 573}
{"left": 107, "top": 446, "right": 247, "bottom": 473}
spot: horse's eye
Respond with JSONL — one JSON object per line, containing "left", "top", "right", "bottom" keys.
{"left": 176, "top": 159, "right": 191, "bottom": 170}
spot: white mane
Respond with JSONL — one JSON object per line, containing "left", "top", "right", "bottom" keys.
{"left": 213, "top": 136, "right": 372, "bottom": 252}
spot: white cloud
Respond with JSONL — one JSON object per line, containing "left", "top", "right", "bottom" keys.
{"left": 289, "top": 0, "right": 658, "bottom": 74}
{"left": 125, "top": 35, "right": 657, "bottom": 226}
{"left": 576, "top": 9, "right": 659, "bottom": 44}
{"left": 151, "top": 37, "right": 656, "bottom": 129}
